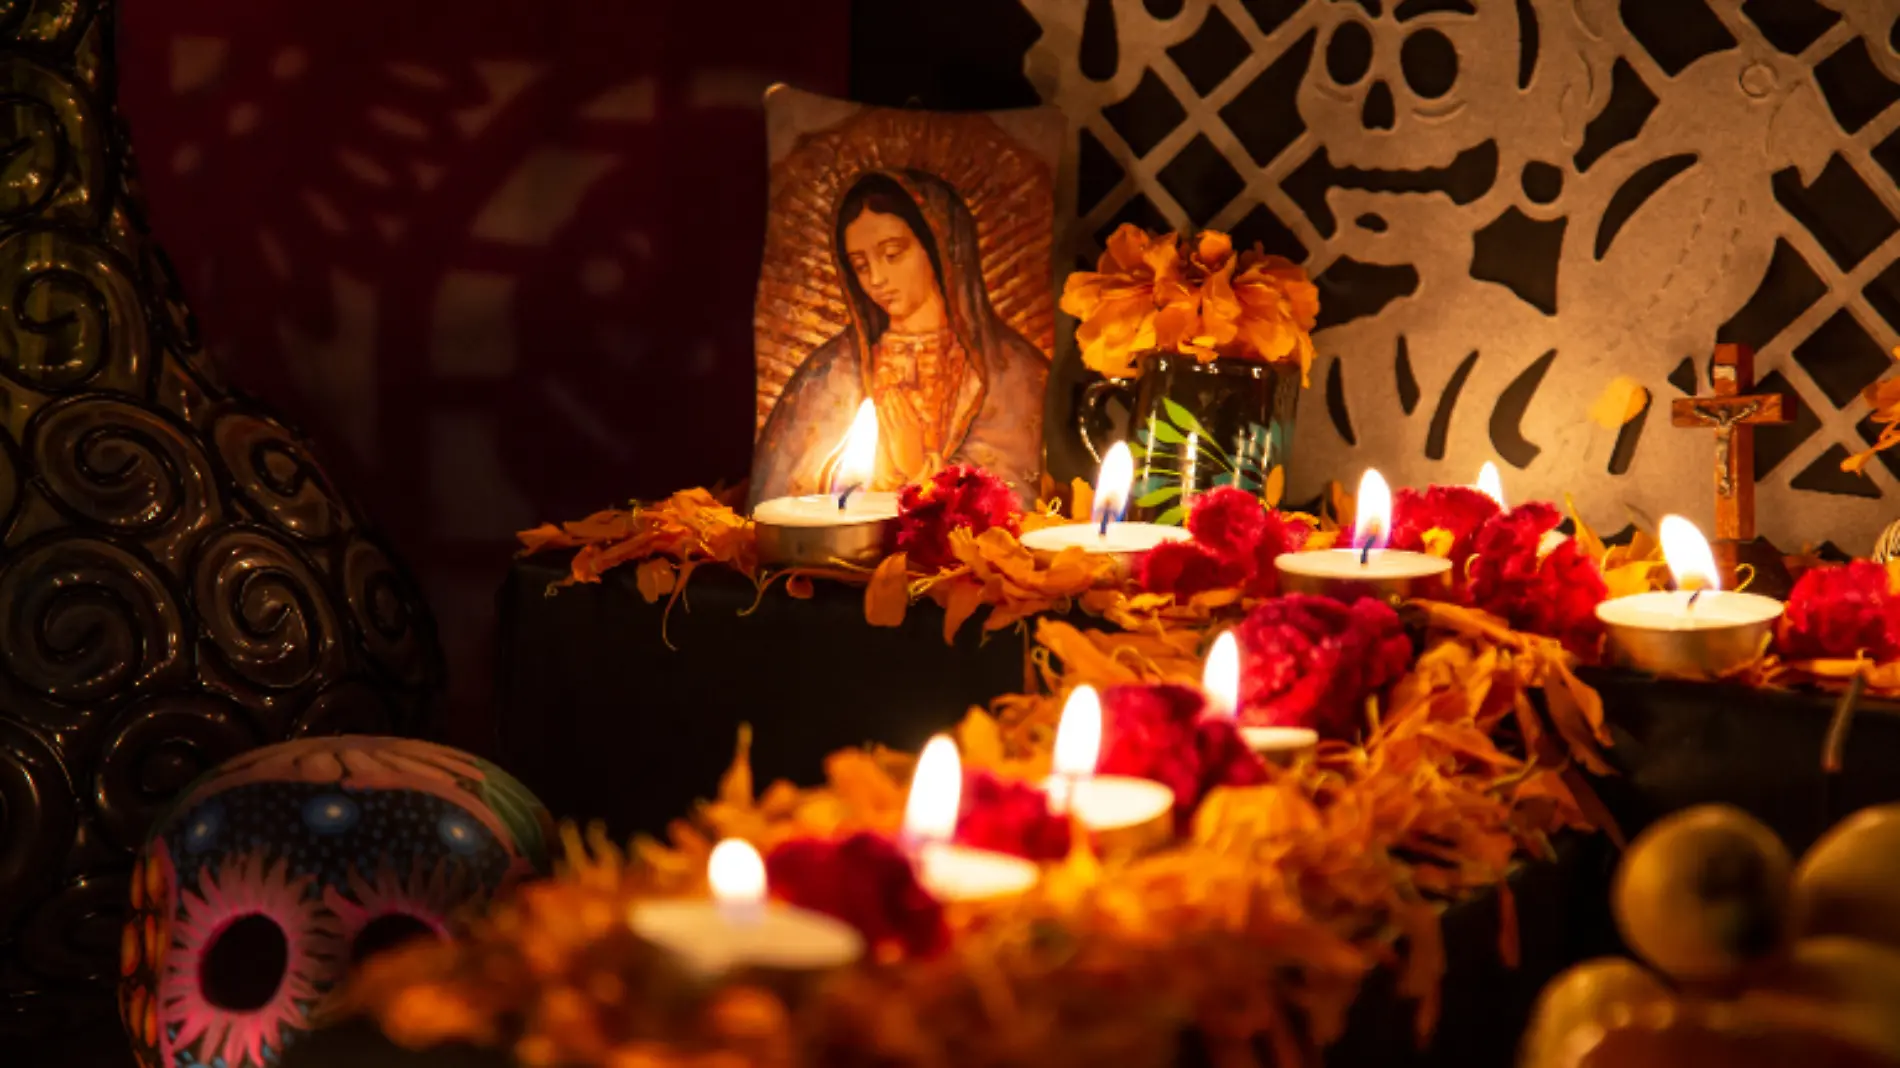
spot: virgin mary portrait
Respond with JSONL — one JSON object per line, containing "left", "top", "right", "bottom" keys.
{"left": 752, "top": 169, "right": 1048, "bottom": 502}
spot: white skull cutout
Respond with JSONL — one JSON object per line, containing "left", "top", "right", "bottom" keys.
{"left": 1022, "top": 0, "right": 1900, "bottom": 549}
{"left": 1288, "top": 0, "right": 1611, "bottom": 514}
{"left": 1298, "top": 0, "right": 1528, "bottom": 178}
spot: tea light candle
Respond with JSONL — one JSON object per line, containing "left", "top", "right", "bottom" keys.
{"left": 903, "top": 735, "right": 1039, "bottom": 902}
{"left": 754, "top": 400, "right": 899, "bottom": 567}
{"left": 1202, "top": 631, "right": 1316, "bottom": 762}
{"left": 1595, "top": 514, "right": 1784, "bottom": 678}
{"left": 628, "top": 838, "right": 864, "bottom": 976}
{"left": 1019, "top": 442, "right": 1190, "bottom": 562}
{"left": 1275, "top": 469, "right": 1451, "bottom": 602}
{"left": 1044, "top": 686, "right": 1175, "bottom": 853}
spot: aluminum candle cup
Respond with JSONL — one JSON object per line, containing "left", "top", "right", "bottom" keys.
{"left": 1046, "top": 774, "right": 1175, "bottom": 860}
{"left": 752, "top": 492, "right": 899, "bottom": 568}
{"left": 1018, "top": 521, "right": 1191, "bottom": 576}
{"left": 1022, "top": 440, "right": 1191, "bottom": 575}
{"left": 1240, "top": 726, "right": 1319, "bottom": 764}
{"left": 1274, "top": 549, "right": 1452, "bottom": 603}
{"left": 1594, "top": 590, "right": 1784, "bottom": 678}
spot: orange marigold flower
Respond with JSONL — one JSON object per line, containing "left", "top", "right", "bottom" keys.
{"left": 1061, "top": 223, "right": 1180, "bottom": 380}
{"left": 1228, "top": 250, "right": 1321, "bottom": 385}
{"left": 1062, "top": 224, "right": 1321, "bottom": 381}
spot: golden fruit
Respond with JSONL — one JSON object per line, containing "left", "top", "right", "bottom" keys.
{"left": 1520, "top": 956, "right": 1672, "bottom": 1068}
{"left": 1575, "top": 1012, "right": 1899, "bottom": 1068}
{"left": 1613, "top": 805, "right": 1792, "bottom": 984}
{"left": 1741, "top": 937, "right": 1900, "bottom": 1061}
{"left": 1793, "top": 805, "right": 1900, "bottom": 952}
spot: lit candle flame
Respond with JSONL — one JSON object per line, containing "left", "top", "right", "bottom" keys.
{"left": 1476, "top": 462, "right": 1504, "bottom": 508}
{"left": 1091, "top": 442, "right": 1135, "bottom": 535}
{"left": 902, "top": 734, "right": 961, "bottom": 846}
{"left": 1202, "top": 632, "right": 1239, "bottom": 720}
{"left": 1353, "top": 468, "right": 1392, "bottom": 553}
{"left": 708, "top": 838, "right": 767, "bottom": 921}
{"left": 1659, "top": 514, "right": 1720, "bottom": 593}
{"left": 830, "top": 399, "right": 880, "bottom": 503}
{"left": 1053, "top": 685, "right": 1103, "bottom": 779}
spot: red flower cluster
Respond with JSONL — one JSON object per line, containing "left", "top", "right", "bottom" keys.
{"left": 896, "top": 465, "right": 1022, "bottom": 572}
{"left": 1096, "top": 682, "right": 1270, "bottom": 830}
{"left": 1232, "top": 594, "right": 1413, "bottom": 740}
{"left": 1466, "top": 502, "right": 1607, "bottom": 658}
{"left": 955, "top": 770, "right": 1071, "bottom": 861}
{"left": 1389, "top": 484, "right": 1502, "bottom": 587}
{"left": 765, "top": 832, "right": 948, "bottom": 958}
{"left": 1135, "top": 486, "right": 1312, "bottom": 599}
{"left": 1778, "top": 560, "right": 1900, "bottom": 662}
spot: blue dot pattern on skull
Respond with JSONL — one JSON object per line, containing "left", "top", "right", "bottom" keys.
{"left": 163, "top": 783, "right": 514, "bottom": 898}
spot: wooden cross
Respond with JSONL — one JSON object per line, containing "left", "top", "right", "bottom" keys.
{"left": 1669, "top": 343, "right": 1793, "bottom": 545}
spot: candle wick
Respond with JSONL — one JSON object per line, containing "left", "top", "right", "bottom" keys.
{"left": 836, "top": 484, "right": 859, "bottom": 510}
{"left": 1097, "top": 509, "right": 1112, "bottom": 537}
{"left": 1049, "top": 773, "right": 1076, "bottom": 817}
{"left": 1686, "top": 587, "right": 1704, "bottom": 609}
{"left": 1359, "top": 541, "right": 1372, "bottom": 566}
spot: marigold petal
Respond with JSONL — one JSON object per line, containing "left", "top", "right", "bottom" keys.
{"left": 634, "top": 559, "right": 676, "bottom": 604}
{"left": 864, "top": 553, "right": 911, "bottom": 628}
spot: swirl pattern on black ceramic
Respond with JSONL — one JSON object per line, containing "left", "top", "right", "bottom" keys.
{"left": 0, "top": 0, "right": 443, "bottom": 1034}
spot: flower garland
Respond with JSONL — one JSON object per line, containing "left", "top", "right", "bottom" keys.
{"left": 517, "top": 474, "right": 1900, "bottom": 703}
{"left": 331, "top": 602, "right": 1607, "bottom": 1068}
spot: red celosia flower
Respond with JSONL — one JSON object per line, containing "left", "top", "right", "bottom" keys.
{"left": 1135, "top": 486, "right": 1311, "bottom": 599}
{"left": 1195, "top": 717, "right": 1272, "bottom": 800}
{"left": 1187, "top": 486, "right": 1268, "bottom": 562}
{"left": 1246, "top": 508, "right": 1313, "bottom": 597}
{"left": 1389, "top": 485, "right": 1502, "bottom": 589}
{"left": 1233, "top": 594, "right": 1413, "bottom": 740}
{"left": 1135, "top": 540, "right": 1243, "bottom": 598}
{"left": 897, "top": 465, "right": 1022, "bottom": 572}
{"left": 1097, "top": 682, "right": 1268, "bottom": 830}
{"left": 1778, "top": 560, "right": 1900, "bottom": 662}
{"left": 1467, "top": 502, "right": 1607, "bottom": 659}
{"left": 765, "top": 833, "right": 948, "bottom": 958}
{"left": 956, "top": 770, "right": 1071, "bottom": 861}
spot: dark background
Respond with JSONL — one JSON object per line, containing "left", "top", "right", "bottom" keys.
{"left": 114, "top": 0, "right": 1052, "bottom": 756}
{"left": 124, "top": 0, "right": 1900, "bottom": 752}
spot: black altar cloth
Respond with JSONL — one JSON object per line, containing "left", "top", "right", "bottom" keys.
{"left": 498, "top": 555, "right": 1026, "bottom": 837}
{"left": 499, "top": 555, "right": 1900, "bottom": 850}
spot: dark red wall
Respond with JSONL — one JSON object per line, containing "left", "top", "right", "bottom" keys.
{"left": 117, "top": 0, "right": 850, "bottom": 750}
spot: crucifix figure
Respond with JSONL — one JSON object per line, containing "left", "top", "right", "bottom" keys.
{"left": 1670, "top": 343, "right": 1794, "bottom": 567}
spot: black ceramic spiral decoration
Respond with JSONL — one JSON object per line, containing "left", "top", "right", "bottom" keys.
{"left": 0, "top": 0, "right": 441, "bottom": 1035}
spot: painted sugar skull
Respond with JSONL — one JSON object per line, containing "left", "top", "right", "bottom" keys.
{"left": 118, "top": 736, "right": 552, "bottom": 1068}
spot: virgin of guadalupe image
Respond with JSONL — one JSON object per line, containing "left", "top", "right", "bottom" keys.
{"left": 752, "top": 169, "right": 1048, "bottom": 503}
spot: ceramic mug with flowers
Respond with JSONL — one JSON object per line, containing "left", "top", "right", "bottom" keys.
{"left": 1062, "top": 225, "right": 1320, "bottom": 524}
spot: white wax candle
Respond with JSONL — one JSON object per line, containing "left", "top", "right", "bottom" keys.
{"left": 1019, "top": 522, "right": 1191, "bottom": 555}
{"left": 629, "top": 899, "right": 864, "bottom": 976}
{"left": 1239, "top": 725, "right": 1318, "bottom": 757}
{"left": 1275, "top": 548, "right": 1451, "bottom": 581}
{"left": 1594, "top": 590, "right": 1783, "bottom": 630}
{"left": 913, "top": 841, "right": 1039, "bottom": 902}
{"left": 753, "top": 492, "right": 899, "bottom": 527}
{"left": 1046, "top": 774, "right": 1174, "bottom": 833}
